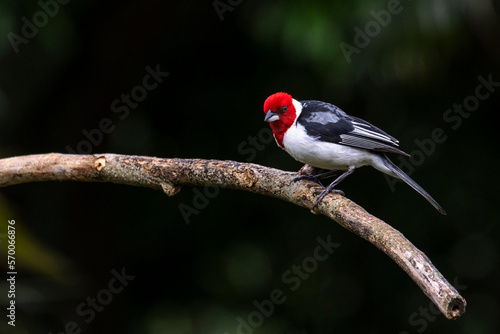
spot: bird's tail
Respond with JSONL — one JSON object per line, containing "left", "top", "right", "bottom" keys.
{"left": 381, "top": 154, "right": 447, "bottom": 215}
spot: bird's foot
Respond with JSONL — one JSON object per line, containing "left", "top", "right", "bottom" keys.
{"left": 312, "top": 188, "right": 345, "bottom": 210}
{"left": 292, "top": 174, "right": 322, "bottom": 183}
{"left": 309, "top": 166, "right": 355, "bottom": 211}
{"left": 292, "top": 167, "right": 341, "bottom": 184}
{"left": 293, "top": 165, "right": 324, "bottom": 183}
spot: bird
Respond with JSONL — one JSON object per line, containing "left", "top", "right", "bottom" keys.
{"left": 263, "top": 92, "right": 446, "bottom": 215}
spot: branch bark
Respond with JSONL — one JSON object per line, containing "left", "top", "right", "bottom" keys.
{"left": 0, "top": 153, "right": 466, "bottom": 319}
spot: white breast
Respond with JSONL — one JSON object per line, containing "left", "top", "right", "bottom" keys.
{"left": 282, "top": 99, "right": 375, "bottom": 170}
{"left": 283, "top": 123, "right": 374, "bottom": 170}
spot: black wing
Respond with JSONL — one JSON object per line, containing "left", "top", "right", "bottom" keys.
{"left": 297, "top": 100, "right": 409, "bottom": 156}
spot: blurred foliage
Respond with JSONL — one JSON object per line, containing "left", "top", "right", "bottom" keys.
{"left": 0, "top": 0, "right": 499, "bottom": 333}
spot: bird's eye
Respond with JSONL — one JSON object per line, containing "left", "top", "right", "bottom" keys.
{"left": 282, "top": 106, "right": 288, "bottom": 112}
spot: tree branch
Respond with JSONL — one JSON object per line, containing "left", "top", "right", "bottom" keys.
{"left": 0, "top": 153, "right": 466, "bottom": 319}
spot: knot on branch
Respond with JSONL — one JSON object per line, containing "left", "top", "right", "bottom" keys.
{"left": 95, "top": 156, "right": 107, "bottom": 171}
{"left": 161, "top": 182, "right": 181, "bottom": 196}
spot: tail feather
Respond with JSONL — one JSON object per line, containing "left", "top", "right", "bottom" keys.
{"left": 381, "top": 155, "right": 447, "bottom": 215}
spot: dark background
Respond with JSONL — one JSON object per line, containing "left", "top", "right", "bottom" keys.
{"left": 0, "top": 0, "right": 499, "bottom": 333}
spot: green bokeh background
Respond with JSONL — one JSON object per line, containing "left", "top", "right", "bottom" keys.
{"left": 0, "top": 0, "right": 499, "bottom": 333}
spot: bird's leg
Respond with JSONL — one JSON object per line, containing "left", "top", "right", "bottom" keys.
{"left": 312, "top": 166, "right": 355, "bottom": 209}
{"left": 293, "top": 166, "right": 341, "bottom": 184}
{"left": 296, "top": 164, "right": 323, "bottom": 176}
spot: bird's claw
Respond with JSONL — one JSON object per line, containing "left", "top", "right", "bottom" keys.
{"left": 313, "top": 188, "right": 345, "bottom": 197}
{"left": 292, "top": 169, "right": 341, "bottom": 184}
{"left": 292, "top": 174, "right": 321, "bottom": 183}
{"left": 292, "top": 167, "right": 351, "bottom": 210}
{"left": 311, "top": 188, "right": 345, "bottom": 210}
